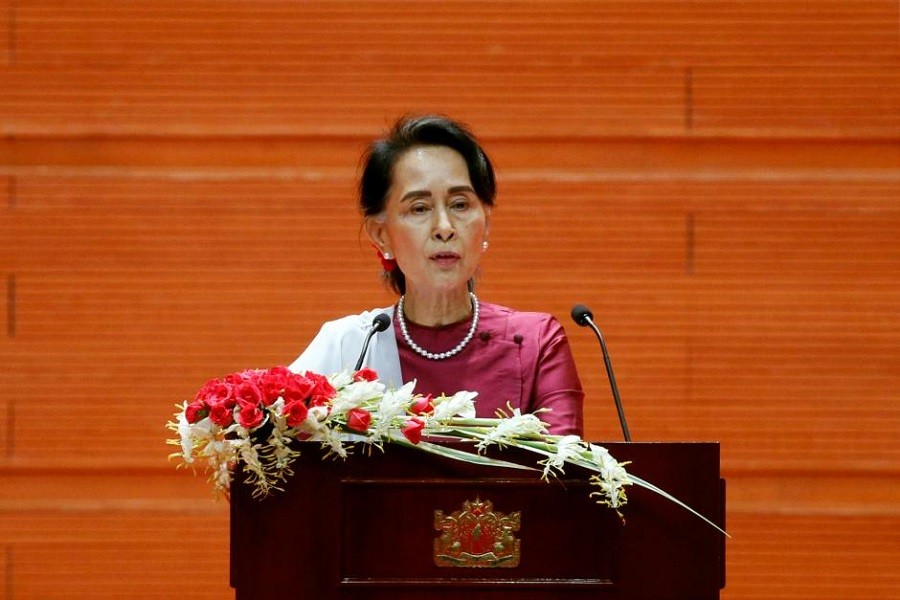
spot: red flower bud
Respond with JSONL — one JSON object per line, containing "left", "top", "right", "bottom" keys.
{"left": 184, "top": 400, "right": 209, "bottom": 424}
{"left": 353, "top": 368, "right": 379, "bottom": 382}
{"left": 402, "top": 417, "right": 426, "bottom": 445}
{"left": 409, "top": 394, "right": 434, "bottom": 416}
{"left": 346, "top": 408, "right": 372, "bottom": 433}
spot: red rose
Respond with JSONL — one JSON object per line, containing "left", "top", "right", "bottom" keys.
{"left": 237, "top": 403, "right": 264, "bottom": 429}
{"left": 209, "top": 403, "right": 234, "bottom": 427}
{"left": 346, "top": 408, "right": 372, "bottom": 433}
{"left": 284, "top": 400, "right": 309, "bottom": 427}
{"left": 409, "top": 394, "right": 434, "bottom": 416}
{"left": 282, "top": 376, "right": 315, "bottom": 403}
{"left": 195, "top": 379, "right": 232, "bottom": 406}
{"left": 353, "top": 368, "right": 379, "bottom": 382}
{"left": 233, "top": 381, "right": 263, "bottom": 407}
{"left": 213, "top": 382, "right": 238, "bottom": 409}
{"left": 184, "top": 400, "right": 209, "bottom": 424}
{"left": 224, "top": 371, "right": 250, "bottom": 386}
{"left": 260, "top": 366, "right": 294, "bottom": 405}
{"left": 402, "top": 417, "right": 426, "bottom": 445}
{"left": 265, "top": 365, "right": 292, "bottom": 380}
{"left": 305, "top": 372, "right": 337, "bottom": 407}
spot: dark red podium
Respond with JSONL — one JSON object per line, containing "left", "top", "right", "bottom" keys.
{"left": 230, "top": 442, "right": 725, "bottom": 599}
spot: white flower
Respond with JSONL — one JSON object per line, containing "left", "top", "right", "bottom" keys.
{"left": 268, "top": 398, "right": 287, "bottom": 428}
{"left": 475, "top": 408, "right": 547, "bottom": 451}
{"left": 590, "top": 444, "right": 630, "bottom": 483}
{"left": 320, "top": 426, "right": 348, "bottom": 459}
{"left": 328, "top": 370, "right": 354, "bottom": 389}
{"left": 183, "top": 416, "right": 220, "bottom": 463}
{"left": 177, "top": 412, "right": 195, "bottom": 462}
{"left": 308, "top": 405, "right": 329, "bottom": 422}
{"left": 540, "top": 435, "right": 585, "bottom": 480}
{"left": 212, "top": 462, "right": 231, "bottom": 492}
{"left": 589, "top": 443, "right": 613, "bottom": 466}
{"left": 262, "top": 399, "right": 299, "bottom": 470}
{"left": 297, "top": 406, "right": 331, "bottom": 440}
{"left": 593, "top": 479, "right": 626, "bottom": 508}
{"left": 330, "top": 379, "right": 385, "bottom": 414}
{"left": 431, "top": 390, "right": 478, "bottom": 421}
{"left": 587, "top": 444, "right": 631, "bottom": 510}
{"left": 371, "top": 381, "right": 416, "bottom": 436}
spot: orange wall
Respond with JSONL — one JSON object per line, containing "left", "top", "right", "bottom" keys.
{"left": 1, "top": 2, "right": 898, "bottom": 598}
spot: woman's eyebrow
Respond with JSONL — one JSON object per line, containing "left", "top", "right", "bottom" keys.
{"left": 448, "top": 185, "right": 476, "bottom": 195}
{"left": 400, "top": 186, "right": 475, "bottom": 203}
{"left": 399, "top": 190, "right": 432, "bottom": 203}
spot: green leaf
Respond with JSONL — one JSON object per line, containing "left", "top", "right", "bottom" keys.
{"left": 388, "top": 436, "right": 538, "bottom": 471}
{"left": 628, "top": 474, "right": 730, "bottom": 537}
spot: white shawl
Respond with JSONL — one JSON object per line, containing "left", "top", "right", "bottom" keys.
{"left": 287, "top": 306, "right": 403, "bottom": 389}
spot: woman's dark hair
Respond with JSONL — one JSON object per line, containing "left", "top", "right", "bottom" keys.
{"left": 360, "top": 114, "right": 496, "bottom": 294}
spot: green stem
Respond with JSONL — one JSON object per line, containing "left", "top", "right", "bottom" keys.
{"left": 444, "top": 418, "right": 506, "bottom": 427}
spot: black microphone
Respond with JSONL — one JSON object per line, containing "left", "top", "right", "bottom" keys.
{"left": 354, "top": 313, "right": 392, "bottom": 371}
{"left": 571, "top": 304, "right": 632, "bottom": 442}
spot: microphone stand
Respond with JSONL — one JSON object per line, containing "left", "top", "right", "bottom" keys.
{"left": 572, "top": 305, "right": 632, "bottom": 442}
{"left": 354, "top": 313, "right": 391, "bottom": 371}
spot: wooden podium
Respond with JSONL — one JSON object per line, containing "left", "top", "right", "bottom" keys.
{"left": 230, "top": 442, "right": 725, "bottom": 599}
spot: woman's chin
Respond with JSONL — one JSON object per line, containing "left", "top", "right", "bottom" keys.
{"left": 411, "top": 273, "right": 474, "bottom": 295}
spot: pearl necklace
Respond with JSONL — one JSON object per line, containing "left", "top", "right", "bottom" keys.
{"left": 397, "top": 293, "right": 479, "bottom": 360}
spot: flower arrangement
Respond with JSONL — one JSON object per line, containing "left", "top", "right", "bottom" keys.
{"left": 167, "top": 366, "right": 725, "bottom": 534}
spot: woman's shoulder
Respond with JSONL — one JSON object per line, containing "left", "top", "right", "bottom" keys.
{"left": 319, "top": 306, "right": 395, "bottom": 334}
{"left": 479, "top": 301, "right": 564, "bottom": 333}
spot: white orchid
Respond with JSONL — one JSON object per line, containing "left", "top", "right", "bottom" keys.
{"left": 330, "top": 379, "right": 385, "bottom": 414}
{"left": 327, "top": 370, "right": 354, "bottom": 389}
{"left": 539, "top": 434, "right": 585, "bottom": 480}
{"left": 262, "top": 399, "right": 298, "bottom": 470}
{"left": 431, "top": 390, "right": 477, "bottom": 421}
{"left": 176, "top": 410, "right": 195, "bottom": 463}
{"left": 296, "top": 406, "right": 331, "bottom": 441}
{"left": 587, "top": 443, "right": 632, "bottom": 511}
{"left": 231, "top": 435, "right": 271, "bottom": 495}
{"left": 474, "top": 408, "right": 547, "bottom": 451}
{"left": 320, "top": 426, "right": 349, "bottom": 459}
{"left": 371, "top": 380, "right": 416, "bottom": 437}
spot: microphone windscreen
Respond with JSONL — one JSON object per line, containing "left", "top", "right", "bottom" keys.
{"left": 570, "top": 304, "right": 594, "bottom": 326}
{"left": 372, "top": 313, "right": 392, "bottom": 332}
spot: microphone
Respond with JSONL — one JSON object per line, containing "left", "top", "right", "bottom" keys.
{"left": 571, "top": 304, "right": 632, "bottom": 442}
{"left": 354, "top": 313, "right": 392, "bottom": 371}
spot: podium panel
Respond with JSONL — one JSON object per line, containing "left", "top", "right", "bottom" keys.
{"left": 231, "top": 442, "right": 725, "bottom": 599}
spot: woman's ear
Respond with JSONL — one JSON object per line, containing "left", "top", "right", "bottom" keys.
{"left": 365, "top": 216, "right": 389, "bottom": 254}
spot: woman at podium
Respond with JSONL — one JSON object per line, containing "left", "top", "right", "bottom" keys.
{"left": 289, "top": 115, "right": 583, "bottom": 435}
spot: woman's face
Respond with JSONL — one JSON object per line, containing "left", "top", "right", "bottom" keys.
{"left": 367, "top": 145, "right": 490, "bottom": 297}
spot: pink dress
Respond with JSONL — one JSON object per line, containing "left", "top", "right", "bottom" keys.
{"left": 395, "top": 302, "right": 584, "bottom": 436}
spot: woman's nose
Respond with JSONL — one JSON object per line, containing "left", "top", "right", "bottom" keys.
{"left": 432, "top": 207, "right": 455, "bottom": 241}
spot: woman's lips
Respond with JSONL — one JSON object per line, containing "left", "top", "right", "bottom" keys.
{"left": 430, "top": 252, "right": 460, "bottom": 267}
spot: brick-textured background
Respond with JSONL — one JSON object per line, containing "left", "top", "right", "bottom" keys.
{"left": 1, "top": 2, "right": 898, "bottom": 598}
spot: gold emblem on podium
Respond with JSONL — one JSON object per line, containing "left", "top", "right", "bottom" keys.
{"left": 433, "top": 497, "right": 521, "bottom": 567}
